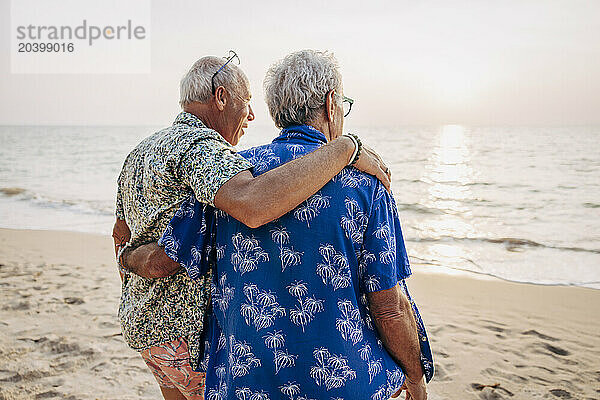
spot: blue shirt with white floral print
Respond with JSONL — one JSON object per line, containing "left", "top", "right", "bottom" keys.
{"left": 161, "top": 125, "right": 434, "bottom": 400}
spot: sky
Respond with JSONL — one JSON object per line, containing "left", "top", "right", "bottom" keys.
{"left": 1, "top": 0, "right": 599, "bottom": 127}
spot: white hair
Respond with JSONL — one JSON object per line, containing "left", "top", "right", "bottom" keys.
{"left": 179, "top": 56, "right": 248, "bottom": 107}
{"left": 263, "top": 50, "right": 342, "bottom": 128}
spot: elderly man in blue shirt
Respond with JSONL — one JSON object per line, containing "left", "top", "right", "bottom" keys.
{"left": 127, "top": 50, "right": 433, "bottom": 399}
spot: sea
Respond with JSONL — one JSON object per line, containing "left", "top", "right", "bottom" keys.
{"left": 1, "top": 124, "right": 598, "bottom": 289}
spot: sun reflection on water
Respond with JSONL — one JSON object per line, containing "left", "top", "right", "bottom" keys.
{"left": 423, "top": 125, "right": 475, "bottom": 213}
{"left": 416, "top": 125, "right": 478, "bottom": 268}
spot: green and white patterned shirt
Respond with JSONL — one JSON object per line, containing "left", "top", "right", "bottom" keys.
{"left": 115, "top": 112, "right": 253, "bottom": 369}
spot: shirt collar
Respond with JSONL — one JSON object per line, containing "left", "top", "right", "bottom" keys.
{"left": 273, "top": 124, "right": 328, "bottom": 146}
{"left": 173, "top": 111, "right": 207, "bottom": 129}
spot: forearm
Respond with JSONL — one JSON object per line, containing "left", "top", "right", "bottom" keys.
{"left": 215, "top": 136, "right": 354, "bottom": 228}
{"left": 368, "top": 284, "right": 423, "bottom": 383}
{"left": 122, "top": 242, "right": 181, "bottom": 278}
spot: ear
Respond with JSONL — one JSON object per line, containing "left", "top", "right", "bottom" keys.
{"left": 214, "top": 86, "right": 227, "bottom": 111}
{"left": 325, "top": 89, "right": 336, "bottom": 122}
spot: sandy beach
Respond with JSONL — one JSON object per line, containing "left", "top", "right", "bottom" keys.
{"left": 0, "top": 228, "right": 598, "bottom": 400}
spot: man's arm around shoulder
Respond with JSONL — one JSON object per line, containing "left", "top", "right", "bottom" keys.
{"left": 214, "top": 136, "right": 391, "bottom": 228}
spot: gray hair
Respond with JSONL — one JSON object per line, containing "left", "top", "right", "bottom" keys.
{"left": 179, "top": 56, "right": 249, "bottom": 107}
{"left": 263, "top": 50, "right": 342, "bottom": 128}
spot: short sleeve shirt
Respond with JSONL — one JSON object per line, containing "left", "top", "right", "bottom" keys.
{"left": 115, "top": 111, "right": 252, "bottom": 369}
{"left": 160, "top": 125, "right": 434, "bottom": 399}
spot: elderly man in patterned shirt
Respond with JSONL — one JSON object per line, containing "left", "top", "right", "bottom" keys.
{"left": 123, "top": 50, "right": 433, "bottom": 400}
{"left": 112, "top": 52, "right": 391, "bottom": 400}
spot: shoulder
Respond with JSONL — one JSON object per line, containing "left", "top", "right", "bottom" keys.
{"left": 239, "top": 142, "right": 327, "bottom": 176}
{"left": 168, "top": 125, "right": 233, "bottom": 154}
{"left": 238, "top": 143, "right": 288, "bottom": 175}
{"left": 152, "top": 125, "right": 247, "bottom": 174}
{"left": 332, "top": 167, "right": 380, "bottom": 195}
{"left": 131, "top": 124, "right": 231, "bottom": 157}
{"left": 239, "top": 143, "right": 278, "bottom": 159}
{"left": 323, "top": 167, "right": 392, "bottom": 216}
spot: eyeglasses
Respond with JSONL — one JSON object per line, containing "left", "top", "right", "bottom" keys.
{"left": 211, "top": 50, "right": 240, "bottom": 94}
{"left": 312, "top": 91, "right": 355, "bottom": 117}
{"left": 342, "top": 95, "right": 354, "bottom": 118}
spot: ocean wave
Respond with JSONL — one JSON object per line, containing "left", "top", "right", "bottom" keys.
{"left": 408, "top": 235, "right": 600, "bottom": 255}
{"left": 0, "top": 187, "right": 113, "bottom": 216}
{"left": 393, "top": 178, "right": 429, "bottom": 184}
{"left": 583, "top": 202, "right": 600, "bottom": 209}
{"left": 396, "top": 198, "right": 497, "bottom": 216}
{"left": 396, "top": 203, "right": 445, "bottom": 215}
{"left": 464, "top": 182, "right": 492, "bottom": 187}
{"left": 0, "top": 187, "right": 27, "bottom": 196}
{"left": 408, "top": 253, "right": 600, "bottom": 289}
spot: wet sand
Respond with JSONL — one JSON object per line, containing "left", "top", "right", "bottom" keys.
{"left": 0, "top": 228, "right": 598, "bottom": 399}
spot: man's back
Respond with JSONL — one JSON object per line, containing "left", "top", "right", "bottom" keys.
{"left": 115, "top": 112, "right": 252, "bottom": 369}
{"left": 162, "top": 125, "right": 433, "bottom": 399}
{"left": 117, "top": 115, "right": 243, "bottom": 246}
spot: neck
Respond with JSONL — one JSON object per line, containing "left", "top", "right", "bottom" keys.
{"left": 183, "top": 103, "right": 221, "bottom": 132}
{"left": 309, "top": 119, "right": 333, "bottom": 142}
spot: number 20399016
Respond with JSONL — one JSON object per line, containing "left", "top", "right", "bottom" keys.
{"left": 18, "top": 42, "right": 74, "bottom": 52}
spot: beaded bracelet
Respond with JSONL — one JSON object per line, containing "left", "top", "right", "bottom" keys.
{"left": 343, "top": 133, "right": 362, "bottom": 166}
{"left": 117, "top": 244, "right": 130, "bottom": 273}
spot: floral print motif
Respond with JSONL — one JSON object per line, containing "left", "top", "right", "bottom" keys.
{"left": 228, "top": 335, "right": 261, "bottom": 379}
{"left": 294, "top": 193, "right": 331, "bottom": 228}
{"left": 334, "top": 168, "right": 372, "bottom": 188}
{"left": 231, "top": 233, "right": 270, "bottom": 275}
{"left": 310, "top": 347, "right": 357, "bottom": 390}
{"left": 240, "top": 283, "right": 286, "bottom": 331}
{"left": 115, "top": 112, "right": 252, "bottom": 370}
{"left": 358, "top": 344, "right": 383, "bottom": 384}
{"left": 244, "top": 147, "right": 280, "bottom": 174}
{"left": 287, "top": 281, "right": 324, "bottom": 332}
{"left": 374, "top": 222, "right": 396, "bottom": 265}
{"left": 271, "top": 227, "right": 303, "bottom": 272}
{"left": 263, "top": 330, "right": 298, "bottom": 374}
{"left": 335, "top": 299, "right": 364, "bottom": 345}
{"left": 213, "top": 273, "right": 235, "bottom": 312}
{"left": 340, "top": 197, "right": 369, "bottom": 244}
{"left": 316, "top": 244, "right": 352, "bottom": 290}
